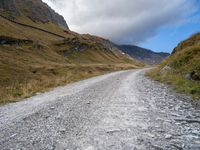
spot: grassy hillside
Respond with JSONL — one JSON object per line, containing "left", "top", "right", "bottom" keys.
{"left": 0, "top": 16, "right": 144, "bottom": 104}
{"left": 147, "top": 33, "right": 200, "bottom": 99}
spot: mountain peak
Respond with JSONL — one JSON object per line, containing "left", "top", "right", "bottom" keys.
{"left": 0, "top": 0, "right": 68, "bottom": 29}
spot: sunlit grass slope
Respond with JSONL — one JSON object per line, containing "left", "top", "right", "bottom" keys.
{"left": 147, "top": 33, "right": 200, "bottom": 99}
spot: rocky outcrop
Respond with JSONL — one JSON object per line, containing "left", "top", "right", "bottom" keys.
{"left": 0, "top": 0, "right": 19, "bottom": 16}
{"left": 0, "top": 0, "right": 68, "bottom": 29}
{"left": 0, "top": 36, "right": 33, "bottom": 45}
{"left": 185, "top": 71, "right": 200, "bottom": 81}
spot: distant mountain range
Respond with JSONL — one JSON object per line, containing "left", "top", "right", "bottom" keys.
{"left": 118, "top": 45, "right": 170, "bottom": 65}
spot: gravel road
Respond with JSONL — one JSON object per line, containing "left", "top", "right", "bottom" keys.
{"left": 0, "top": 69, "right": 200, "bottom": 150}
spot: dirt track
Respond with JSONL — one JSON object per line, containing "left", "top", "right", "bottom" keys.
{"left": 0, "top": 69, "right": 200, "bottom": 150}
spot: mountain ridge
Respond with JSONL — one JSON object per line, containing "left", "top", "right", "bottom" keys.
{"left": 118, "top": 45, "right": 170, "bottom": 65}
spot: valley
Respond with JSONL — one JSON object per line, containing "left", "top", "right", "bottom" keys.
{"left": 0, "top": 4, "right": 143, "bottom": 104}
{"left": 0, "top": 0, "right": 200, "bottom": 149}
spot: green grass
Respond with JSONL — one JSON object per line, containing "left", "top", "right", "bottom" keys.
{"left": 147, "top": 33, "right": 200, "bottom": 99}
{"left": 147, "top": 69, "right": 200, "bottom": 99}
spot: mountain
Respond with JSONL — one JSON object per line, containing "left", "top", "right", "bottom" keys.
{"left": 147, "top": 33, "right": 200, "bottom": 99}
{"left": 118, "top": 45, "right": 169, "bottom": 65}
{"left": 0, "top": 0, "right": 68, "bottom": 29}
{"left": 0, "top": 0, "right": 144, "bottom": 104}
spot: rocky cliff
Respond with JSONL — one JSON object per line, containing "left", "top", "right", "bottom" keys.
{"left": 0, "top": 0, "right": 68, "bottom": 29}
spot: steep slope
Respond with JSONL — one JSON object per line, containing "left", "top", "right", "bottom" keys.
{"left": 118, "top": 45, "right": 169, "bottom": 65}
{"left": 147, "top": 33, "right": 200, "bottom": 99}
{"left": 0, "top": 0, "right": 68, "bottom": 29}
{"left": 0, "top": 0, "right": 143, "bottom": 104}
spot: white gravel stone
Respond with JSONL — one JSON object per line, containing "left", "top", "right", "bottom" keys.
{"left": 0, "top": 69, "right": 199, "bottom": 149}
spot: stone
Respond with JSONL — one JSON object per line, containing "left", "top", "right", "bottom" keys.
{"left": 165, "top": 134, "right": 172, "bottom": 139}
{"left": 191, "top": 71, "right": 200, "bottom": 81}
{"left": 59, "top": 128, "right": 66, "bottom": 134}
{"left": 84, "top": 146, "right": 95, "bottom": 150}
{"left": 185, "top": 73, "right": 192, "bottom": 80}
{"left": 50, "top": 107, "right": 55, "bottom": 110}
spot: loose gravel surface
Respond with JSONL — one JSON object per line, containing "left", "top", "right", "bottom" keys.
{"left": 0, "top": 69, "right": 200, "bottom": 150}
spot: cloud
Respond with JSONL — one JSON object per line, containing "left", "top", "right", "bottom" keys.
{"left": 42, "top": 0, "right": 195, "bottom": 44}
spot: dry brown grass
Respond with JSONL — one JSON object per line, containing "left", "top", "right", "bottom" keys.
{"left": 0, "top": 64, "right": 136, "bottom": 104}
{"left": 0, "top": 15, "right": 143, "bottom": 105}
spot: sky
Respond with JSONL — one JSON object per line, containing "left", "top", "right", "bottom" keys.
{"left": 42, "top": 0, "right": 200, "bottom": 53}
